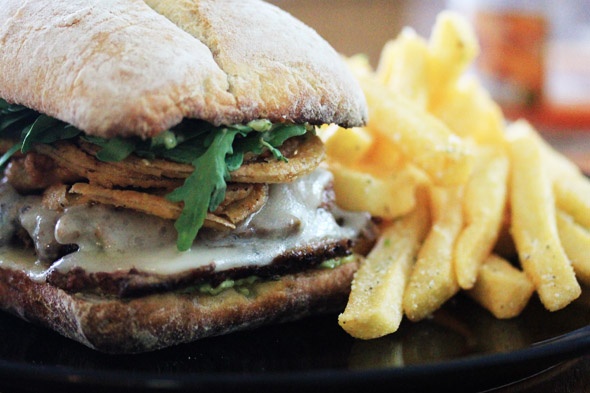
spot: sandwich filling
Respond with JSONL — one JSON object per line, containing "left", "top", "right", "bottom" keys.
{"left": 0, "top": 100, "right": 374, "bottom": 297}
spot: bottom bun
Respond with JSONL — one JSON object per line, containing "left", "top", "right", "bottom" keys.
{"left": 0, "top": 257, "right": 360, "bottom": 354}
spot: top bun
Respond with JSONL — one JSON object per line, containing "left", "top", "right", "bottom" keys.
{"left": 0, "top": 0, "right": 367, "bottom": 139}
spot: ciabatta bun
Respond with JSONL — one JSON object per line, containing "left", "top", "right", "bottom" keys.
{"left": 0, "top": 257, "right": 359, "bottom": 354}
{"left": 0, "top": 0, "right": 367, "bottom": 139}
{"left": 0, "top": 0, "right": 372, "bottom": 354}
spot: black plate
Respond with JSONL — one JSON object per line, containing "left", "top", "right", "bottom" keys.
{"left": 0, "top": 290, "right": 589, "bottom": 393}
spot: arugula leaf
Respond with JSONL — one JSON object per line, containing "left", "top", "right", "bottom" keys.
{"left": 0, "top": 98, "right": 311, "bottom": 251}
{"left": 0, "top": 109, "right": 36, "bottom": 133}
{"left": 162, "top": 122, "right": 308, "bottom": 249}
{"left": 152, "top": 136, "right": 208, "bottom": 164}
{"left": 0, "top": 142, "right": 22, "bottom": 168}
{"left": 265, "top": 123, "right": 308, "bottom": 147}
{"left": 262, "top": 124, "right": 307, "bottom": 161}
{"left": 21, "top": 115, "right": 81, "bottom": 153}
{"left": 0, "top": 100, "right": 28, "bottom": 114}
{"left": 0, "top": 104, "right": 80, "bottom": 168}
{"left": 82, "top": 135, "right": 137, "bottom": 162}
{"left": 166, "top": 127, "right": 240, "bottom": 251}
{"left": 0, "top": 100, "right": 38, "bottom": 140}
{"left": 225, "top": 150, "right": 244, "bottom": 172}
{"left": 231, "top": 122, "right": 309, "bottom": 162}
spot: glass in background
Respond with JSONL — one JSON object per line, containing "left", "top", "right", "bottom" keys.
{"left": 448, "top": 0, "right": 590, "bottom": 131}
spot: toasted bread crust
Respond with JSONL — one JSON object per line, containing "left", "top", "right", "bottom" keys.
{"left": 0, "top": 259, "right": 360, "bottom": 353}
{"left": 0, "top": 0, "right": 367, "bottom": 139}
{"left": 145, "top": 0, "right": 368, "bottom": 129}
{"left": 0, "top": 0, "right": 237, "bottom": 139}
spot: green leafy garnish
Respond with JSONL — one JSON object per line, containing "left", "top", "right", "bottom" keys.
{"left": 0, "top": 102, "right": 37, "bottom": 133}
{"left": 82, "top": 135, "right": 137, "bottom": 162}
{"left": 0, "top": 103, "right": 81, "bottom": 167}
{"left": 181, "top": 275, "right": 260, "bottom": 296}
{"left": 0, "top": 98, "right": 311, "bottom": 251}
{"left": 166, "top": 127, "right": 241, "bottom": 251}
{"left": 0, "top": 143, "right": 21, "bottom": 168}
{"left": 21, "top": 115, "right": 81, "bottom": 153}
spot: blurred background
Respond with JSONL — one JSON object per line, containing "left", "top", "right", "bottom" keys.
{"left": 268, "top": 0, "right": 445, "bottom": 66}
{"left": 269, "top": 0, "right": 590, "bottom": 172}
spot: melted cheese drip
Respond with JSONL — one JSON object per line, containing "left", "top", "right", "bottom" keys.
{"left": 0, "top": 169, "right": 370, "bottom": 282}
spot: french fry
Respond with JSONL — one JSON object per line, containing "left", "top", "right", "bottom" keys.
{"left": 467, "top": 254, "right": 535, "bottom": 319}
{"left": 429, "top": 76, "right": 506, "bottom": 146}
{"left": 556, "top": 210, "right": 590, "bottom": 286}
{"left": 329, "top": 12, "right": 590, "bottom": 341}
{"left": 427, "top": 11, "right": 480, "bottom": 104}
{"left": 553, "top": 174, "right": 590, "bottom": 230}
{"left": 357, "top": 133, "right": 405, "bottom": 174}
{"left": 403, "top": 185, "right": 463, "bottom": 321}
{"left": 321, "top": 124, "right": 373, "bottom": 165}
{"left": 376, "top": 27, "right": 430, "bottom": 108}
{"left": 357, "top": 74, "right": 474, "bottom": 186}
{"left": 507, "top": 121, "right": 581, "bottom": 311}
{"left": 329, "top": 161, "right": 424, "bottom": 219}
{"left": 339, "top": 191, "right": 431, "bottom": 339}
{"left": 532, "top": 129, "right": 590, "bottom": 229}
{"left": 454, "top": 149, "right": 509, "bottom": 289}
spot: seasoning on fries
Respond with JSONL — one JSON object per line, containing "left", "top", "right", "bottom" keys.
{"left": 320, "top": 10, "right": 590, "bottom": 339}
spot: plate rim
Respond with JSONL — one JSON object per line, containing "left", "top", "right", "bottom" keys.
{"left": 0, "top": 324, "right": 588, "bottom": 392}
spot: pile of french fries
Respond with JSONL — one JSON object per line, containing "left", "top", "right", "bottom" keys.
{"left": 321, "top": 11, "right": 590, "bottom": 340}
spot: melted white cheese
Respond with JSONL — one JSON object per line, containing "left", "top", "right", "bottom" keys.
{"left": 0, "top": 169, "right": 370, "bottom": 282}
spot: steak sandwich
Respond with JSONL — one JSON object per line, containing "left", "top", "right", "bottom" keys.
{"left": 0, "top": 0, "right": 375, "bottom": 353}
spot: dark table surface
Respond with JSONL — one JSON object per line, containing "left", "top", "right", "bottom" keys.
{"left": 2, "top": 357, "right": 589, "bottom": 393}
{"left": 491, "top": 355, "right": 590, "bottom": 392}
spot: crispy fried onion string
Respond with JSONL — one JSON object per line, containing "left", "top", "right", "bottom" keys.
{"left": 67, "top": 183, "right": 268, "bottom": 231}
{"left": 34, "top": 134, "right": 324, "bottom": 189}
{"left": 27, "top": 134, "right": 321, "bottom": 226}
{"left": 230, "top": 134, "right": 325, "bottom": 183}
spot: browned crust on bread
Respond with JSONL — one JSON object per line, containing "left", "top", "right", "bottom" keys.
{"left": 0, "top": 0, "right": 367, "bottom": 139}
{"left": 0, "top": 258, "right": 360, "bottom": 354}
{"left": 145, "top": 0, "right": 368, "bottom": 128}
{"left": 0, "top": 0, "right": 237, "bottom": 139}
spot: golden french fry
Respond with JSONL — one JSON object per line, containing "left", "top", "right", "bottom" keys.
{"left": 530, "top": 128, "right": 590, "bottom": 229}
{"left": 339, "top": 191, "right": 431, "bottom": 339}
{"left": 427, "top": 11, "right": 480, "bottom": 104}
{"left": 552, "top": 172, "right": 590, "bottom": 230}
{"left": 329, "top": 161, "right": 424, "bottom": 219}
{"left": 356, "top": 74, "right": 473, "bottom": 186}
{"left": 376, "top": 27, "right": 430, "bottom": 108}
{"left": 358, "top": 133, "right": 406, "bottom": 174}
{"left": 507, "top": 121, "right": 581, "bottom": 311}
{"left": 429, "top": 76, "right": 506, "bottom": 146}
{"left": 321, "top": 124, "right": 373, "bottom": 165}
{"left": 467, "top": 254, "right": 535, "bottom": 319}
{"left": 330, "top": 11, "right": 590, "bottom": 341}
{"left": 454, "top": 149, "right": 509, "bottom": 289}
{"left": 556, "top": 210, "right": 590, "bottom": 286}
{"left": 403, "top": 185, "right": 463, "bottom": 321}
